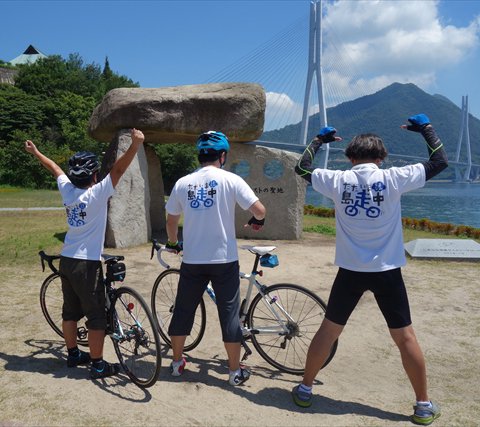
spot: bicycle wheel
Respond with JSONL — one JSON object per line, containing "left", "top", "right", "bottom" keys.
{"left": 151, "top": 269, "right": 206, "bottom": 352}
{"left": 39, "top": 273, "right": 89, "bottom": 346}
{"left": 246, "top": 283, "right": 338, "bottom": 375}
{"left": 110, "top": 287, "right": 162, "bottom": 388}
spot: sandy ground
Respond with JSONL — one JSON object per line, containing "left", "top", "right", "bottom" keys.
{"left": 1, "top": 232, "right": 479, "bottom": 427}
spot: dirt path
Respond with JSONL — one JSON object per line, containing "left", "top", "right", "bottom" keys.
{"left": 1, "top": 233, "right": 478, "bottom": 426}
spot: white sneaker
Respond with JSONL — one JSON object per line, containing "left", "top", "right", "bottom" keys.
{"left": 228, "top": 366, "right": 251, "bottom": 386}
{"left": 170, "top": 357, "right": 186, "bottom": 377}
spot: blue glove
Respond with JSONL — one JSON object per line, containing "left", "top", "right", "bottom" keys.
{"left": 316, "top": 126, "right": 337, "bottom": 143}
{"left": 407, "top": 114, "right": 430, "bottom": 132}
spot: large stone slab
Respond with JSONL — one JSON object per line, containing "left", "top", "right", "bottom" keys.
{"left": 101, "top": 129, "right": 151, "bottom": 248}
{"left": 88, "top": 82, "right": 265, "bottom": 144}
{"left": 405, "top": 239, "right": 480, "bottom": 261}
{"left": 226, "top": 144, "right": 305, "bottom": 240}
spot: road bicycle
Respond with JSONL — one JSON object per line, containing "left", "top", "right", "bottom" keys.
{"left": 38, "top": 250, "right": 161, "bottom": 388}
{"left": 149, "top": 240, "right": 337, "bottom": 375}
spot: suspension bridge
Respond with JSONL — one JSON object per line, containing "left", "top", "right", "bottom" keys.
{"left": 206, "top": 0, "right": 479, "bottom": 182}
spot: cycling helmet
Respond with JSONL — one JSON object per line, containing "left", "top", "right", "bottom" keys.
{"left": 196, "top": 131, "right": 230, "bottom": 154}
{"left": 68, "top": 151, "right": 100, "bottom": 187}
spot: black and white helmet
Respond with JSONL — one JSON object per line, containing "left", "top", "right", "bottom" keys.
{"left": 67, "top": 151, "right": 100, "bottom": 187}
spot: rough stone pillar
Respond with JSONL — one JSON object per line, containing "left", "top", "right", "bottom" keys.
{"left": 103, "top": 129, "right": 151, "bottom": 248}
{"left": 226, "top": 144, "right": 306, "bottom": 240}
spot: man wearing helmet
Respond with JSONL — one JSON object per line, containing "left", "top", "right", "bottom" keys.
{"left": 165, "top": 130, "right": 266, "bottom": 386}
{"left": 24, "top": 128, "right": 145, "bottom": 380}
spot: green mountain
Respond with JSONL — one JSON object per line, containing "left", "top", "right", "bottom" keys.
{"left": 262, "top": 83, "right": 479, "bottom": 174}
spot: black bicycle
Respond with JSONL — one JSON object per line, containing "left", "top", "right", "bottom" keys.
{"left": 38, "top": 251, "right": 161, "bottom": 388}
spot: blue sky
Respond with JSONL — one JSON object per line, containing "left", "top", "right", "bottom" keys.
{"left": 1, "top": 0, "right": 480, "bottom": 131}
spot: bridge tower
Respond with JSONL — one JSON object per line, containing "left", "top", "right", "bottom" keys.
{"left": 454, "top": 95, "right": 473, "bottom": 181}
{"left": 299, "top": 0, "right": 329, "bottom": 168}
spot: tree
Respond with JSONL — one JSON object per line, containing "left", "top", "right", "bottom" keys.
{"left": 153, "top": 144, "right": 199, "bottom": 194}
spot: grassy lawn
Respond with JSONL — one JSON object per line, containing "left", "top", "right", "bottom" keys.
{"left": 0, "top": 186, "right": 62, "bottom": 208}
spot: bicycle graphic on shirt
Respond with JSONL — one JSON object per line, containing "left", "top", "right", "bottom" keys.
{"left": 344, "top": 185, "right": 385, "bottom": 218}
{"left": 188, "top": 180, "right": 217, "bottom": 208}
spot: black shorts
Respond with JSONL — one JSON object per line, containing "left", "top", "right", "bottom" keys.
{"left": 325, "top": 267, "right": 412, "bottom": 329}
{"left": 168, "top": 261, "right": 242, "bottom": 342}
{"left": 59, "top": 256, "right": 106, "bottom": 330}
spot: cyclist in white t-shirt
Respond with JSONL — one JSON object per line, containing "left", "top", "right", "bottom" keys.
{"left": 25, "top": 128, "right": 145, "bottom": 380}
{"left": 165, "top": 131, "right": 266, "bottom": 386}
{"left": 291, "top": 114, "right": 447, "bottom": 426}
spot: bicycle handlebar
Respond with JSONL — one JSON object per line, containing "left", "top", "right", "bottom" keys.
{"left": 150, "top": 239, "right": 180, "bottom": 269}
{"left": 38, "top": 251, "right": 60, "bottom": 274}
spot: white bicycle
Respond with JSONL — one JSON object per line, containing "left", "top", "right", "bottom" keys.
{"left": 149, "top": 240, "right": 338, "bottom": 375}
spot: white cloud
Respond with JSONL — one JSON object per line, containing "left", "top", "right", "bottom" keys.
{"left": 264, "top": 91, "right": 319, "bottom": 131}
{"left": 321, "top": 0, "right": 480, "bottom": 103}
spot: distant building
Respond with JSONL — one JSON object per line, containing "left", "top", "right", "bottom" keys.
{"left": 9, "top": 44, "right": 47, "bottom": 65}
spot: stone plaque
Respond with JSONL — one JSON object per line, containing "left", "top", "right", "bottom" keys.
{"left": 404, "top": 239, "right": 480, "bottom": 261}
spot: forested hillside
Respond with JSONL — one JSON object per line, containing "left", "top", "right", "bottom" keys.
{"left": 0, "top": 54, "right": 138, "bottom": 188}
{"left": 263, "top": 83, "right": 480, "bottom": 176}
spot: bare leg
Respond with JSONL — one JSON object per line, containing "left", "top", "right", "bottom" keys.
{"left": 170, "top": 335, "right": 187, "bottom": 362}
{"left": 302, "top": 318, "right": 344, "bottom": 387}
{"left": 389, "top": 325, "right": 429, "bottom": 402}
{"left": 88, "top": 329, "right": 106, "bottom": 359}
{"left": 224, "top": 342, "right": 242, "bottom": 371}
{"left": 62, "top": 320, "right": 78, "bottom": 349}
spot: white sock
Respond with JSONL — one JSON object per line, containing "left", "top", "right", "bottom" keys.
{"left": 417, "top": 401, "right": 432, "bottom": 407}
{"left": 229, "top": 368, "right": 241, "bottom": 377}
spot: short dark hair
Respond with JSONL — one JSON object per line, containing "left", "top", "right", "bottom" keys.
{"left": 198, "top": 149, "right": 225, "bottom": 164}
{"left": 345, "top": 133, "right": 387, "bottom": 161}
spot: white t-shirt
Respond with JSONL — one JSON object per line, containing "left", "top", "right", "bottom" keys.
{"left": 57, "top": 174, "right": 115, "bottom": 261}
{"left": 166, "top": 165, "right": 259, "bottom": 264}
{"left": 311, "top": 163, "right": 425, "bottom": 272}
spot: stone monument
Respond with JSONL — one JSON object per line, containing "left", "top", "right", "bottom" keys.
{"left": 89, "top": 82, "right": 306, "bottom": 247}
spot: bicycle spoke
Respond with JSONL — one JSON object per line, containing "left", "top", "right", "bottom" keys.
{"left": 112, "top": 287, "right": 161, "bottom": 388}
{"left": 151, "top": 269, "right": 206, "bottom": 352}
{"left": 248, "top": 284, "right": 334, "bottom": 375}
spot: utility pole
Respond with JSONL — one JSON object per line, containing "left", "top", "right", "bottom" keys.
{"left": 299, "top": 0, "right": 329, "bottom": 168}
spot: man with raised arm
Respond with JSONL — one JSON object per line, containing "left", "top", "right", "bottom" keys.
{"left": 25, "top": 128, "right": 145, "bottom": 380}
{"left": 165, "top": 130, "right": 266, "bottom": 386}
{"left": 292, "top": 114, "right": 447, "bottom": 426}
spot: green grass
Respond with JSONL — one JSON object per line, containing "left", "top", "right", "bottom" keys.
{"left": 0, "top": 186, "right": 62, "bottom": 208}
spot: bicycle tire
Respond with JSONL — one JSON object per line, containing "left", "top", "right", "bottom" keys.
{"left": 246, "top": 283, "right": 338, "bottom": 375}
{"left": 110, "top": 287, "right": 162, "bottom": 388}
{"left": 151, "top": 269, "right": 206, "bottom": 352}
{"left": 39, "top": 273, "right": 89, "bottom": 346}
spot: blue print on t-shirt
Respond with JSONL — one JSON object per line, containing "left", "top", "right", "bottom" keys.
{"left": 342, "top": 182, "right": 385, "bottom": 219}
{"left": 66, "top": 202, "right": 87, "bottom": 226}
{"left": 188, "top": 180, "right": 217, "bottom": 209}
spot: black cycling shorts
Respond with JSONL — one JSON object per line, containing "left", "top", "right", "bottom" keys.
{"left": 59, "top": 256, "right": 106, "bottom": 330}
{"left": 168, "top": 261, "right": 243, "bottom": 342}
{"left": 325, "top": 267, "right": 412, "bottom": 329}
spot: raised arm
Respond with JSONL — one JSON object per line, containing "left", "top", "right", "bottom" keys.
{"left": 295, "top": 127, "right": 342, "bottom": 183}
{"left": 401, "top": 114, "right": 448, "bottom": 181}
{"left": 110, "top": 128, "right": 145, "bottom": 188}
{"left": 24, "top": 140, "right": 65, "bottom": 178}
